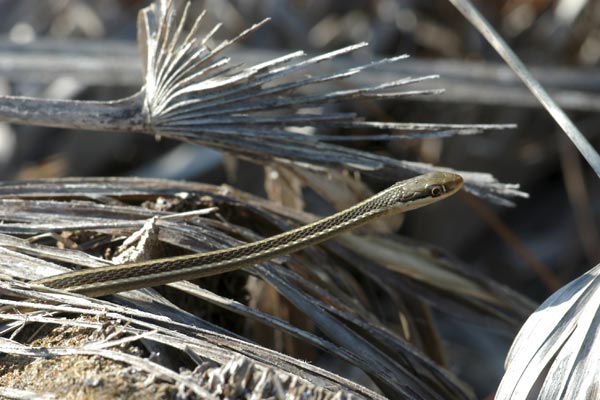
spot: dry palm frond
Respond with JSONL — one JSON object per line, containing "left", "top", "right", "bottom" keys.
{"left": 0, "top": 176, "right": 533, "bottom": 398}
{"left": 0, "top": 0, "right": 526, "bottom": 206}
{"left": 137, "top": 0, "right": 525, "bottom": 206}
{"left": 496, "top": 264, "right": 600, "bottom": 399}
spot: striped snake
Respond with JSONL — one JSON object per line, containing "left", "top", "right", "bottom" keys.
{"left": 34, "top": 171, "right": 463, "bottom": 297}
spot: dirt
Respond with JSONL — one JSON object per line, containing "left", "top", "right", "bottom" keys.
{"left": 0, "top": 322, "right": 176, "bottom": 400}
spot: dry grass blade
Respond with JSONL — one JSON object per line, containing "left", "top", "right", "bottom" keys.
{"left": 448, "top": 0, "right": 600, "bottom": 178}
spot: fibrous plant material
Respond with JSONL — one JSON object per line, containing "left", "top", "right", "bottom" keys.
{"left": 0, "top": 0, "right": 525, "bottom": 206}
{"left": 0, "top": 176, "right": 533, "bottom": 399}
{"left": 0, "top": 1, "right": 538, "bottom": 398}
{"left": 496, "top": 264, "right": 600, "bottom": 399}
{"left": 137, "top": 0, "right": 525, "bottom": 206}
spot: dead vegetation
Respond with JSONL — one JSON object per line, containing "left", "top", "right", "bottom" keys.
{"left": 0, "top": 0, "right": 599, "bottom": 399}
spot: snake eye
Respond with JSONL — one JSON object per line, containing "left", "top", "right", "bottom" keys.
{"left": 429, "top": 185, "right": 443, "bottom": 197}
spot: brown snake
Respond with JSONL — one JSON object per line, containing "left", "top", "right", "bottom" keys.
{"left": 33, "top": 172, "right": 463, "bottom": 297}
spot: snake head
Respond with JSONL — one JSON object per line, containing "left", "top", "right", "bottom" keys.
{"left": 381, "top": 171, "right": 464, "bottom": 213}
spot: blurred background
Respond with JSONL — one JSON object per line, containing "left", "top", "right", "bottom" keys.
{"left": 0, "top": 0, "right": 599, "bottom": 396}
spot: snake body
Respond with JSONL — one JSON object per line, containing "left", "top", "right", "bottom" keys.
{"left": 34, "top": 171, "right": 463, "bottom": 297}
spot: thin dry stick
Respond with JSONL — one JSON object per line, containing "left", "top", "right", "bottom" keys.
{"left": 460, "top": 192, "right": 562, "bottom": 292}
{"left": 448, "top": 0, "right": 600, "bottom": 177}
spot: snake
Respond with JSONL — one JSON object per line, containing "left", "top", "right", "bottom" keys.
{"left": 33, "top": 171, "right": 463, "bottom": 297}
